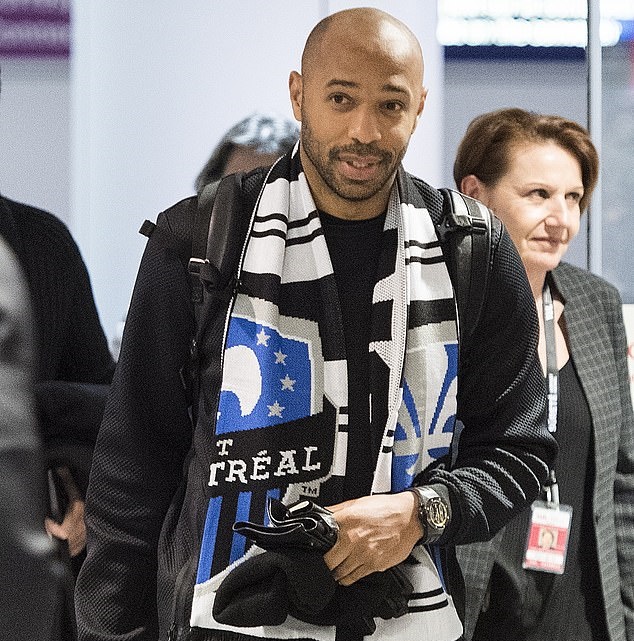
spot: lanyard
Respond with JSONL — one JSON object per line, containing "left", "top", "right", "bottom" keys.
{"left": 542, "top": 281, "right": 560, "bottom": 505}
{"left": 543, "top": 281, "right": 558, "bottom": 434}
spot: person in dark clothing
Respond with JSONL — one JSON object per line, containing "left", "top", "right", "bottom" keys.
{"left": 0, "top": 64, "right": 113, "bottom": 641}
{"left": 454, "top": 108, "right": 634, "bottom": 641}
{"left": 76, "top": 9, "right": 555, "bottom": 641}
{"left": 0, "top": 234, "right": 67, "bottom": 641}
{"left": 0, "top": 194, "right": 115, "bottom": 640}
{"left": 0, "top": 195, "right": 115, "bottom": 579}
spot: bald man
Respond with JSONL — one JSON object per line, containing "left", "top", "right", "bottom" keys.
{"left": 76, "top": 9, "right": 554, "bottom": 641}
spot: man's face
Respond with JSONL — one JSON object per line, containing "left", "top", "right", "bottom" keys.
{"left": 289, "top": 24, "right": 426, "bottom": 219}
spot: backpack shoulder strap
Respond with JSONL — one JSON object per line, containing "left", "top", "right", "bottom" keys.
{"left": 188, "top": 179, "right": 221, "bottom": 304}
{"left": 183, "top": 171, "right": 267, "bottom": 415}
{"left": 437, "top": 187, "right": 493, "bottom": 344}
{"left": 187, "top": 170, "right": 267, "bottom": 306}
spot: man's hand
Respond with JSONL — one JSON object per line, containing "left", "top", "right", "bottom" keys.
{"left": 44, "top": 466, "right": 87, "bottom": 558}
{"left": 324, "top": 492, "right": 423, "bottom": 586}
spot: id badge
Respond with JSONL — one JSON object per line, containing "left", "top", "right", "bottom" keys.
{"left": 522, "top": 501, "right": 572, "bottom": 574}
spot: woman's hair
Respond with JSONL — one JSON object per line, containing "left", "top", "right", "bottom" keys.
{"left": 195, "top": 112, "right": 299, "bottom": 192}
{"left": 453, "top": 107, "right": 599, "bottom": 212}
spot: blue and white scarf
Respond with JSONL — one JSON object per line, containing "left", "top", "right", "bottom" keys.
{"left": 190, "top": 147, "right": 463, "bottom": 640}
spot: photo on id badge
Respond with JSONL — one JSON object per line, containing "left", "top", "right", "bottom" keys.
{"left": 522, "top": 500, "right": 572, "bottom": 575}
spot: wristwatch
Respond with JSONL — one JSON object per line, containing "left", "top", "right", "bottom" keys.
{"left": 407, "top": 485, "right": 450, "bottom": 544}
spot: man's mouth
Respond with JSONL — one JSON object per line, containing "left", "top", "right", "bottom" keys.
{"left": 337, "top": 154, "right": 384, "bottom": 180}
{"left": 340, "top": 154, "right": 381, "bottom": 167}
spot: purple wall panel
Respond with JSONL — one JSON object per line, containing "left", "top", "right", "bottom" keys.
{"left": 0, "top": 0, "right": 70, "bottom": 57}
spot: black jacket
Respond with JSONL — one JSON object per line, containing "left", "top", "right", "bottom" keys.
{"left": 0, "top": 195, "right": 115, "bottom": 487}
{"left": 76, "top": 167, "right": 555, "bottom": 641}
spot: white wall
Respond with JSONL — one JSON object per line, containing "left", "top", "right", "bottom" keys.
{"left": 0, "top": 58, "right": 71, "bottom": 224}
{"left": 71, "top": 0, "right": 443, "bottom": 344}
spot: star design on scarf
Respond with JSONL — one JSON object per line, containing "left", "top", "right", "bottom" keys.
{"left": 280, "top": 375, "right": 296, "bottom": 391}
{"left": 256, "top": 327, "right": 270, "bottom": 346}
{"left": 274, "top": 349, "right": 287, "bottom": 364}
{"left": 267, "top": 401, "right": 285, "bottom": 418}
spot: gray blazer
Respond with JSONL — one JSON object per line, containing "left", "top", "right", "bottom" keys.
{"left": 456, "top": 261, "right": 634, "bottom": 641}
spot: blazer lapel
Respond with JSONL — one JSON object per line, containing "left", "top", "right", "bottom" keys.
{"left": 550, "top": 264, "right": 614, "bottom": 482}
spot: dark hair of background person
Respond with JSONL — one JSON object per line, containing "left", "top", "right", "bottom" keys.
{"left": 453, "top": 107, "right": 599, "bottom": 213}
{"left": 194, "top": 112, "right": 299, "bottom": 193}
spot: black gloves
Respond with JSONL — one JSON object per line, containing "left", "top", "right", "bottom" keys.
{"left": 213, "top": 498, "right": 413, "bottom": 636}
{"left": 213, "top": 547, "right": 335, "bottom": 627}
{"left": 233, "top": 498, "right": 339, "bottom": 553}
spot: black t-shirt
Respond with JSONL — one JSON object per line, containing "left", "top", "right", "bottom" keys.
{"left": 319, "top": 209, "right": 386, "bottom": 499}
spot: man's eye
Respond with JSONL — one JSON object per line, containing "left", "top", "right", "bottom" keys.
{"left": 384, "top": 101, "right": 403, "bottom": 112}
{"left": 330, "top": 94, "right": 349, "bottom": 106}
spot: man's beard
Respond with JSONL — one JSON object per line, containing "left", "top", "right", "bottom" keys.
{"left": 300, "top": 115, "right": 407, "bottom": 204}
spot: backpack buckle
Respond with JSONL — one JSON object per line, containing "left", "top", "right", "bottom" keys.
{"left": 470, "top": 214, "right": 488, "bottom": 235}
{"left": 188, "top": 258, "right": 206, "bottom": 303}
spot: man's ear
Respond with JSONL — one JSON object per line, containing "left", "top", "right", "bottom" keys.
{"left": 289, "top": 71, "right": 303, "bottom": 122}
{"left": 460, "top": 174, "right": 484, "bottom": 199}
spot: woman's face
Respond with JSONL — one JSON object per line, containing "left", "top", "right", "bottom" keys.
{"left": 476, "top": 141, "right": 584, "bottom": 281}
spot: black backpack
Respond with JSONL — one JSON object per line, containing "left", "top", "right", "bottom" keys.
{"left": 140, "top": 171, "right": 496, "bottom": 413}
{"left": 184, "top": 173, "right": 494, "bottom": 347}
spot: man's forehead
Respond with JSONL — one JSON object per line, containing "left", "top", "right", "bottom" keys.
{"left": 324, "top": 77, "right": 415, "bottom": 97}
{"left": 310, "top": 37, "right": 422, "bottom": 86}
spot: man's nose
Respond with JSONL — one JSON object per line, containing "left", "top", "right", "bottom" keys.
{"left": 348, "top": 107, "right": 381, "bottom": 144}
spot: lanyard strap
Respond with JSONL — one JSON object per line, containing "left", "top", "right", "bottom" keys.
{"left": 542, "top": 281, "right": 560, "bottom": 505}
{"left": 543, "top": 281, "right": 558, "bottom": 434}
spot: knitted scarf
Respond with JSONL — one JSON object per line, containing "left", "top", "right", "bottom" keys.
{"left": 190, "top": 148, "right": 463, "bottom": 640}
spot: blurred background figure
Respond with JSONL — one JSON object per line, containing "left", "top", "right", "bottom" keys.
{"left": 0, "top": 235, "right": 68, "bottom": 641}
{"left": 0, "top": 191, "right": 115, "bottom": 560}
{"left": 0, "top": 78, "right": 113, "bottom": 641}
{"left": 194, "top": 112, "right": 299, "bottom": 193}
{"left": 454, "top": 108, "right": 634, "bottom": 641}
{"left": 0, "top": 191, "right": 115, "bottom": 640}
{"left": 1, "top": 65, "right": 115, "bottom": 638}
